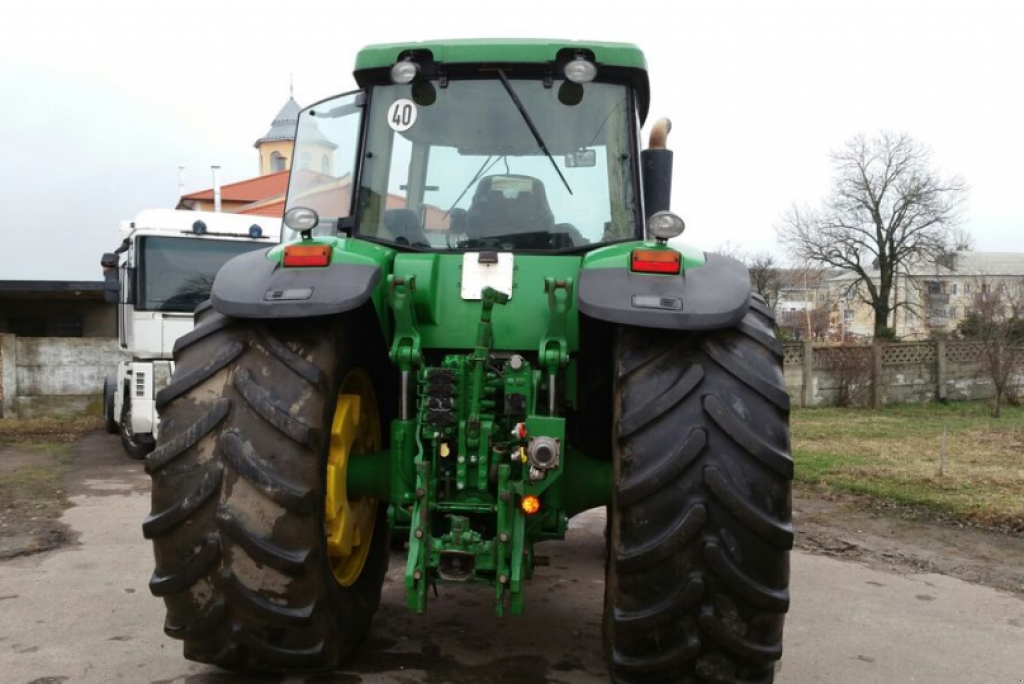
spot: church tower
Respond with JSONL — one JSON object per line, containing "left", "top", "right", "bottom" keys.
{"left": 254, "top": 97, "right": 301, "bottom": 176}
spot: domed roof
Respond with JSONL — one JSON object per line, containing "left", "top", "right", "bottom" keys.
{"left": 254, "top": 97, "right": 301, "bottom": 147}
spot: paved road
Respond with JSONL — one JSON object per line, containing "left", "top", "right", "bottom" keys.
{"left": 0, "top": 434, "right": 1022, "bottom": 684}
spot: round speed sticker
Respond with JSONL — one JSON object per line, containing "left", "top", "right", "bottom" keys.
{"left": 387, "top": 99, "right": 418, "bottom": 132}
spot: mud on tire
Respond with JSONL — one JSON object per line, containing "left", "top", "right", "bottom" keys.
{"left": 142, "top": 303, "right": 389, "bottom": 672}
{"left": 607, "top": 296, "right": 792, "bottom": 683}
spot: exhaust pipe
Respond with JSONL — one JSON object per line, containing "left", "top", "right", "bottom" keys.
{"left": 641, "top": 118, "right": 673, "bottom": 220}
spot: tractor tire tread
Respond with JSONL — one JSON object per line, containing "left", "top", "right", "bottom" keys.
{"left": 155, "top": 341, "right": 244, "bottom": 410}
{"left": 220, "top": 429, "right": 314, "bottom": 512}
{"left": 163, "top": 596, "right": 226, "bottom": 638}
{"left": 149, "top": 535, "right": 222, "bottom": 597}
{"left": 618, "top": 364, "right": 704, "bottom": 438}
{"left": 215, "top": 505, "right": 310, "bottom": 575}
{"left": 146, "top": 317, "right": 388, "bottom": 673}
{"left": 233, "top": 368, "right": 313, "bottom": 445}
{"left": 145, "top": 398, "right": 231, "bottom": 474}
{"left": 222, "top": 569, "right": 316, "bottom": 625}
{"left": 173, "top": 311, "right": 234, "bottom": 355}
{"left": 608, "top": 304, "right": 791, "bottom": 683}
{"left": 142, "top": 465, "right": 223, "bottom": 539}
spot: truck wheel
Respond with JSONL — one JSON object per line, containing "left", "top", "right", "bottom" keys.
{"left": 606, "top": 296, "right": 792, "bottom": 683}
{"left": 120, "top": 393, "right": 153, "bottom": 460}
{"left": 104, "top": 376, "right": 118, "bottom": 434}
{"left": 143, "top": 305, "right": 389, "bottom": 672}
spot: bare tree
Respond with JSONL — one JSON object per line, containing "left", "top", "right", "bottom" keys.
{"left": 957, "top": 277, "right": 1024, "bottom": 417}
{"left": 747, "top": 251, "right": 784, "bottom": 311}
{"left": 947, "top": 226, "right": 976, "bottom": 252}
{"left": 778, "top": 131, "right": 967, "bottom": 337}
{"left": 715, "top": 243, "right": 786, "bottom": 312}
{"left": 714, "top": 241, "right": 745, "bottom": 261}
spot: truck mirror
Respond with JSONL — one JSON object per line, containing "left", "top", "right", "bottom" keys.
{"left": 100, "top": 252, "right": 118, "bottom": 269}
{"left": 103, "top": 270, "right": 120, "bottom": 303}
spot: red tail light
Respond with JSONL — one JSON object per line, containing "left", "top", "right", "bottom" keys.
{"left": 631, "top": 249, "right": 681, "bottom": 274}
{"left": 283, "top": 244, "right": 332, "bottom": 267}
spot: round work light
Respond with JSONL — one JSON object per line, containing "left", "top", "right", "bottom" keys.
{"left": 284, "top": 207, "right": 320, "bottom": 232}
{"left": 564, "top": 59, "right": 598, "bottom": 84}
{"left": 648, "top": 211, "right": 686, "bottom": 241}
{"left": 390, "top": 60, "right": 420, "bottom": 85}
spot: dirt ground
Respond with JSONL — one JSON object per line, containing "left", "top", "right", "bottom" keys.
{"left": 794, "top": 487, "right": 1024, "bottom": 597}
{"left": 0, "top": 418, "right": 106, "bottom": 560}
{"left": 1, "top": 429, "right": 1023, "bottom": 595}
{"left": 0, "top": 443, "right": 75, "bottom": 559}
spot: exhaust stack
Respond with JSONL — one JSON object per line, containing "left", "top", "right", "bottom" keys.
{"left": 641, "top": 118, "right": 674, "bottom": 220}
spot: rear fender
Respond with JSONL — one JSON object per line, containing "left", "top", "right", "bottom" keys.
{"left": 577, "top": 243, "right": 751, "bottom": 331}
{"left": 210, "top": 238, "right": 395, "bottom": 322}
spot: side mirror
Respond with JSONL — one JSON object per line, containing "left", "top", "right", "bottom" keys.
{"left": 103, "top": 269, "right": 119, "bottom": 304}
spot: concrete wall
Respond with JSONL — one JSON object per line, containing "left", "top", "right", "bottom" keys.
{"left": 783, "top": 341, "right": 1018, "bottom": 407}
{"left": 0, "top": 335, "right": 125, "bottom": 418}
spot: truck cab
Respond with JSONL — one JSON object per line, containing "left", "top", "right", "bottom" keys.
{"left": 102, "top": 209, "right": 280, "bottom": 457}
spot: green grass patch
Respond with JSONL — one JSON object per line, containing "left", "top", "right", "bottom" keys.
{"left": 793, "top": 401, "right": 1024, "bottom": 531}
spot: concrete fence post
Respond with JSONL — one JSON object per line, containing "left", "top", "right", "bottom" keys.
{"left": 801, "top": 340, "right": 814, "bottom": 408}
{"left": 936, "top": 339, "right": 947, "bottom": 403}
{"left": 871, "top": 341, "right": 884, "bottom": 409}
{"left": 0, "top": 334, "right": 17, "bottom": 419}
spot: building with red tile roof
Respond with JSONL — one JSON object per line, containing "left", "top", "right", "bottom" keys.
{"left": 176, "top": 97, "right": 444, "bottom": 229}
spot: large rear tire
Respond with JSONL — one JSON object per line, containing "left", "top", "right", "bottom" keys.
{"left": 606, "top": 297, "right": 792, "bottom": 683}
{"left": 143, "top": 304, "right": 389, "bottom": 672}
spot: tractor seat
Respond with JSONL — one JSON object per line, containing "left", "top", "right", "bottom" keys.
{"left": 383, "top": 209, "right": 430, "bottom": 248}
{"left": 466, "top": 175, "right": 554, "bottom": 239}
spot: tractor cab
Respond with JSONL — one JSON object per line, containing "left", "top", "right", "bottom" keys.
{"left": 283, "top": 41, "right": 651, "bottom": 252}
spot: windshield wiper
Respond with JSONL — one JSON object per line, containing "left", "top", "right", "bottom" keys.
{"left": 496, "top": 69, "right": 572, "bottom": 195}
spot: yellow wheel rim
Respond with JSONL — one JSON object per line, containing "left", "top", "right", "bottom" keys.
{"left": 325, "top": 368, "right": 381, "bottom": 587}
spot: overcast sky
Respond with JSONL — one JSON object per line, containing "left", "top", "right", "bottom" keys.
{"left": 1, "top": 0, "right": 1021, "bottom": 281}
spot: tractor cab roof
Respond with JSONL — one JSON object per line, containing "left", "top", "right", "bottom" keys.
{"left": 354, "top": 38, "right": 651, "bottom": 123}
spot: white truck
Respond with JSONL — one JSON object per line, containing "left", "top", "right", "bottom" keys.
{"left": 101, "top": 209, "right": 280, "bottom": 458}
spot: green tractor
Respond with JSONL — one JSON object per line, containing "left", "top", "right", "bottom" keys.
{"left": 143, "top": 39, "right": 792, "bottom": 682}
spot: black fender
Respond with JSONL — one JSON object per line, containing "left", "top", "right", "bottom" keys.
{"left": 577, "top": 252, "right": 751, "bottom": 331}
{"left": 211, "top": 248, "right": 381, "bottom": 319}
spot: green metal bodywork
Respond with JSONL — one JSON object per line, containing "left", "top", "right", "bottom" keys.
{"left": 354, "top": 38, "right": 647, "bottom": 72}
{"left": 276, "top": 237, "right": 704, "bottom": 614}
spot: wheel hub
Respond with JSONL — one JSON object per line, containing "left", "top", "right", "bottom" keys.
{"left": 325, "top": 369, "right": 381, "bottom": 587}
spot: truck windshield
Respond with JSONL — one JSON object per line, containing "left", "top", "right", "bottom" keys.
{"left": 137, "top": 237, "right": 267, "bottom": 312}
{"left": 284, "top": 79, "right": 638, "bottom": 250}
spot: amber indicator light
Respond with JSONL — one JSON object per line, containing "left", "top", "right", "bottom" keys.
{"left": 520, "top": 495, "right": 541, "bottom": 516}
